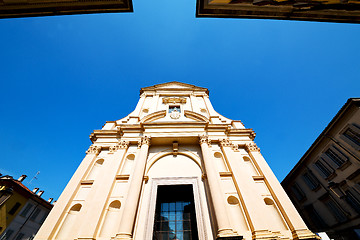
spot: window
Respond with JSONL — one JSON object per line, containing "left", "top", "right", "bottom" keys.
{"left": 39, "top": 212, "right": 48, "bottom": 224}
{"left": 169, "top": 106, "right": 181, "bottom": 113}
{"left": 343, "top": 127, "right": 360, "bottom": 147}
{"left": 20, "top": 203, "right": 33, "bottom": 217}
{"left": 0, "top": 229, "right": 14, "bottom": 240}
{"left": 291, "top": 183, "right": 306, "bottom": 201}
{"left": 14, "top": 233, "right": 25, "bottom": 240}
{"left": 324, "top": 148, "right": 347, "bottom": 167}
{"left": 0, "top": 190, "right": 12, "bottom": 206}
{"left": 8, "top": 202, "right": 21, "bottom": 215}
{"left": 302, "top": 172, "right": 319, "bottom": 190}
{"left": 324, "top": 198, "right": 347, "bottom": 222}
{"left": 315, "top": 159, "right": 333, "bottom": 179}
{"left": 304, "top": 205, "right": 327, "bottom": 230}
{"left": 30, "top": 208, "right": 41, "bottom": 221}
{"left": 345, "top": 190, "right": 360, "bottom": 214}
{"left": 153, "top": 185, "right": 198, "bottom": 240}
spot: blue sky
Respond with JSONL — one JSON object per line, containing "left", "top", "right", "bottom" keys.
{"left": 0, "top": 0, "right": 359, "bottom": 201}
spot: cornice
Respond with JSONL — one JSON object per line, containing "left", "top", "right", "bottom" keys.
{"left": 226, "top": 128, "right": 256, "bottom": 140}
{"left": 205, "top": 124, "right": 229, "bottom": 132}
{"left": 142, "top": 121, "right": 207, "bottom": 128}
{"left": 90, "top": 130, "right": 121, "bottom": 143}
{"left": 140, "top": 81, "right": 209, "bottom": 95}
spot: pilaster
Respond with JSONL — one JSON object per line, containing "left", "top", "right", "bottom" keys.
{"left": 220, "top": 139, "right": 271, "bottom": 238}
{"left": 35, "top": 145, "right": 101, "bottom": 240}
{"left": 245, "top": 143, "right": 318, "bottom": 240}
{"left": 116, "top": 136, "right": 151, "bottom": 240}
{"left": 199, "top": 135, "right": 239, "bottom": 239}
{"left": 77, "top": 141, "right": 129, "bottom": 239}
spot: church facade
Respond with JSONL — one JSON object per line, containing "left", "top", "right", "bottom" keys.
{"left": 35, "top": 82, "right": 317, "bottom": 240}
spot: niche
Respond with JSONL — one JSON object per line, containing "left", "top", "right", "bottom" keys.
{"left": 100, "top": 200, "right": 121, "bottom": 237}
{"left": 121, "top": 154, "right": 135, "bottom": 175}
{"left": 243, "top": 156, "right": 259, "bottom": 176}
{"left": 263, "top": 198, "right": 288, "bottom": 231}
{"left": 56, "top": 204, "right": 82, "bottom": 239}
{"left": 214, "top": 152, "right": 228, "bottom": 172}
{"left": 226, "top": 195, "right": 249, "bottom": 232}
{"left": 87, "top": 159, "right": 104, "bottom": 180}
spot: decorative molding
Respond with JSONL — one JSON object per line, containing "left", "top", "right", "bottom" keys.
{"left": 219, "top": 172, "right": 232, "bottom": 177}
{"left": 86, "top": 145, "right": 101, "bottom": 155}
{"left": 80, "top": 180, "right": 94, "bottom": 185}
{"left": 162, "top": 97, "right": 187, "bottom": 104}
{"left": 184, "top": 110, "right": 209, "bottom": 122}
{"left": 138, "top": 136, "right": 151, "bottom": 148}
{"left": 140, "top": 110, "right": 166, "bottom": 123}
{"left": 245, "top": 142, "right": 260, "bottom": 152}
{"left": 109, "top": 141, "right": 130, "bottom": 154}
{"left": 199, "top": 135, "right": 211, "bottom": 147}
{"left": 115, "top": 175, "right": 130, "bottom": 180}
{"left": 170, "top": 109, "right": 181, "bottom": 119}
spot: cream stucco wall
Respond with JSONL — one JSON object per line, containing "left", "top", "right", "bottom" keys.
{"left": 35, "top": 82, "right": 317, "bottom": 240}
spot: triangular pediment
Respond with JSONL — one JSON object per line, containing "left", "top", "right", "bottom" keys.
{"left": 140, "top": 81, "right": 209, "bottom": 95}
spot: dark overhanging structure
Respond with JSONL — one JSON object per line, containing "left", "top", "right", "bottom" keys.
{"left": 0, "top": 0, "right": 132, "bottom": 18}
{"left": 196, "top": 0, "right": 360, "bottom": 23}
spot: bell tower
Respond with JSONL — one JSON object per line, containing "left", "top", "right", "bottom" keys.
{"left": 35, "top": 82, "right": 318, "bottom": 240}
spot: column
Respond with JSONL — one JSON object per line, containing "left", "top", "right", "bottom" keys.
{"left": 199, "top": 135, "right": 239, "bottom": 239}
{"left": 34, "top": 145, "right": 101, "bottom": 240}
{"left": 116, "top": 136, "right": 151, "bottom": 240}
{"left": 245, "top": 143, "right": 317, "bottom": 240}
{"left": 77, "top": 141, "right": 129, "bottom": 239}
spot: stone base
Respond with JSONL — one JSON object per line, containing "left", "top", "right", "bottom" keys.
{"left": 292, "top": 229, "right": 321, "bottom": 240}
{"left": 114, "top": 233, "right": 132, "bottom": 240}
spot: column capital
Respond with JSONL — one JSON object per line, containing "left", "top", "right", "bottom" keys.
{"left": 86, "top": 145, "right": 101, "bottom": 155}
{"left": 219, "top": 139, "right": 239, "bottom": 151}
{"left": 109, "top": 141, "right": 130, "bottom": 154}
{"left": 138, "top": 136, "right": 151, "bottom": 148}
{"left": 199, "top": 134, "right": 211, "bottom": 147}
{"left": 219, "top": 138, "right": 232, "bottom": 147}
{"left": 245, "top": 142, "right": 260, "bottom": 152}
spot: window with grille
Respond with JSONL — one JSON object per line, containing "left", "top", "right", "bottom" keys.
{"left": 153, "top": 185, "right": 198, "bottom": 240}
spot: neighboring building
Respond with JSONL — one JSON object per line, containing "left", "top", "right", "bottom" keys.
{"left": 282, "top": 98, "right": 360, "bottom": 240}
{"left": 196, "top": 0, "right": 360, "bottom": 23}
{"left": 35, "top": 82, "right": 317, "bottom": 240}
{"left": 0, "top": 175, "right": 53, "bottom": 240}
{"left": 0, "top": 0, "right": 132, "bottom": 19}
